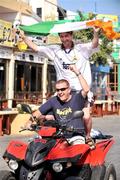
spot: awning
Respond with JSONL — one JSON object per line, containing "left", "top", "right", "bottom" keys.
{"left": 91, "top": 65, "right": 110, "bottom": 73}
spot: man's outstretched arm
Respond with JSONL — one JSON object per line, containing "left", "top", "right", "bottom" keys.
{"left": 92, "top": 27, "right": 99, "bottom": 49}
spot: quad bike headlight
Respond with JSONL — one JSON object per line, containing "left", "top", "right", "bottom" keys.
{"left": 8, "top": 160, "right": 18, "bottom": 170}
{"left": 52, "top": 162, "right": 63, "bottom": 172}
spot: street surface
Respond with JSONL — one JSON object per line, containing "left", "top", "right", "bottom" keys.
{"left": 0, "top": 115, "right": 120, "bottom": 179}
{"left": 93, "top": 115, "right": 120, "bottom": 180}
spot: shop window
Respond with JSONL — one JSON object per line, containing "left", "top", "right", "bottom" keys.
{"left": 92, "top": 72, "right": 107, "bottom": 100}
{"left": 92, "top": 63, "right": 119, "bottom": 99}
{"left": 47, "top": 65, "right": 56, "bottom": 93}
{"left": 107, "top": 64, "right": 118, "bottom": 92}
{"left": 15, "top": 62, "right": 42, "bottom": 94}
{"left": 29, "top": 54, "right": 34, "bottom": 61}
{"left": 37, "top": 67, "right": 42, "bottom": 91}
{"left": 15, "top": 64, "right": 24, "bottom": 91}
{"left": 36, "top": 8, "right": 42, "bottom": 18}
{"left": 0, "top": 62, "right": 6, "bottom": 98}
{"left": 31, "top": 66, "right": 36, "bottom": 91}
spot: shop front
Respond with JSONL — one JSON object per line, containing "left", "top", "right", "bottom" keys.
{"left": 0, "top": 47, "right": 12, "bottom": 109}
{"left": 14, "top": 51, "right": 56, "bottom": 105}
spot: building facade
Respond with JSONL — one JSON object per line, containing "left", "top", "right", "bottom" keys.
{"left": 0, "top": 0, "right": 58, "bottom": 108}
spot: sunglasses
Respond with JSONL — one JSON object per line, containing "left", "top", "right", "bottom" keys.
{"left": 56, "top": 87, "right": 68, "bottom": 92}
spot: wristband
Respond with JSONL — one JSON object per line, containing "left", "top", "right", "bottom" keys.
{"left": 29, "top": 116, "right": 34, "bottom": 122}
{"left": 76, "top": 72, "right": 81, "bottom": 76}
{"left": 20, "top": 35, "right": 26, "bottom": 40}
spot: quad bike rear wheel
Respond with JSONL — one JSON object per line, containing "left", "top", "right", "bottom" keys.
{"left": 0, "top": 170, "right": 16, "bottom": 180}
{"left": 91, "top": 163, "right": 116, "bottom": 180}
{"left": 104, "top": 163, "right": 116, "bottom": 180}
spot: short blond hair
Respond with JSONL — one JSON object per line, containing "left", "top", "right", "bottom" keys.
{"left": 58, "top": 31, "right": 73, "bottom": 36}
{"left": 55, "top": 79, "right": 70, "bottom": 87}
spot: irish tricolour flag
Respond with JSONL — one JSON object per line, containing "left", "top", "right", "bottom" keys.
{"left": 20, "top": 19, "right": 120, "bottom": 40}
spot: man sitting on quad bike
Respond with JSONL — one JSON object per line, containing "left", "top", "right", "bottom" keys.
{"left": 25, "top": 64, "right": 95, "bottom": 149}
{"left": 1, "top": 64, "right": 116, "bottom": 180}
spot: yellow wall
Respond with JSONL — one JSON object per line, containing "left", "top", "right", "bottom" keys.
{"left": 0, "top": 0, "right": 32, "bottom": 16}
{"left": 11, "top": 114, "right": 35, "bottom": 135}
{"left": 0, "top": 19, "right": 13, "bottom": 47}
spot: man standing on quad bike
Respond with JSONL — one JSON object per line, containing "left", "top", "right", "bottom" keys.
{"left": 17, "top": 27, "right": 99, "bottom": 145}
{"left": 24, "top": 64, "right": 95, "bottom": 148}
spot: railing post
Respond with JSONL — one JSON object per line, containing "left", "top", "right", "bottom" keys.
{"left": 8, "top": 51, "right": 15, "bottom": 108}
{"left": 42, "top": 58, "right": 48, "bottom": 103}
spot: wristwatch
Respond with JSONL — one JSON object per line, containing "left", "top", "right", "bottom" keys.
{"left": 76, "top": 72, "right": 81, "bottom": 76}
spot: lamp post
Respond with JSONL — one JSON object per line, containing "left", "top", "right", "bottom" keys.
{"left": 94, "top": 0, "right": 97, "bottom": 14}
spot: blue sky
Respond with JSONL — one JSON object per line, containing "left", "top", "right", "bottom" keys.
{"left": 58, "top": 0, "right": 120, "bottom": 16}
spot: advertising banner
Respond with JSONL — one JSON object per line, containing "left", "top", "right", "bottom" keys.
{"left": 0, "top": 19, "right": 13, "bottom": 47}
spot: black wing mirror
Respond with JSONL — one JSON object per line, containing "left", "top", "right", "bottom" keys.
{"left": 72, "top": 111, "right": 84, "bottom": 119}
{"left": 17, "top": 104, "right": 32, "bottom": 114}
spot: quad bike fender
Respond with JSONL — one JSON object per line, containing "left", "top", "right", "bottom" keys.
{"left": 80, "top": 139, "right": 114, "bottom": 166}
{"left": 3, "top": 140, "right": 28, "bottom": 160}
{"left": 38, "top": 126, "right": 56, "bottom": 137}
{"left": 46, "top": 142, "right": 90, "bottom": 161}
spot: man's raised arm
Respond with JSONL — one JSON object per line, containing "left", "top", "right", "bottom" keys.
{"left": 16, "top": 29, "right": 38, "bottom": 52}
{"left": 69, "top": 64, "right": 90, "bottom": 97}
{"left": 92, "top": 27, "right": 99, "bottom": 49}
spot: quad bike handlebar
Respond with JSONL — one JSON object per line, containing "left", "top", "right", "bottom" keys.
{"left": 18, "top": 104, "right": 112, "bottom": 140}
{"left": 18, "top": 103, "right": 85, "bottom": 136}
{"left": 20, "top": 119, "right": 85, "bottom": 139}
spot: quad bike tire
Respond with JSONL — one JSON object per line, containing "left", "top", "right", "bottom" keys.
{"left": 104, "top": 163, "right": 116, "bottom": 180}
{"left": 91, "top": 163, "right": 116, "bottom": 180}
{"left": 65, "top": 165, "right": 92, "bottom": 180}
{"left": 0, "top": 170, "right": 16, "bottom": 180}
{"left": 91, "top": 165, "right": 106, "bottom": 180}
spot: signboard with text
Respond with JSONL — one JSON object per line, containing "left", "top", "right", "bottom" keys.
{"left": 0, "top": 19, "right": 14, "bottom": 47}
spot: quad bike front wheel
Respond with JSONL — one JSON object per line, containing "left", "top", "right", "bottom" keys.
{"left": 104, "top": 163, "right": 116, "bottom": 180}
{"left": 0, "top": 170, "right": 16, "bottom": 180}
{"left": 65, "top": 164, "right": 92, "bottom": 180}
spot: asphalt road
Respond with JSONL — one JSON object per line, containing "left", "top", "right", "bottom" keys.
{"left": 92, "top": 115, "right": 120, "bottom": 180}
{"left": 0, "top": 115, "right": 120, "bottom": 179}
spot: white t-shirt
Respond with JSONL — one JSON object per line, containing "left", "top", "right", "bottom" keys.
{"left": 37, "top": 43, "right": 99, "bottom": 91}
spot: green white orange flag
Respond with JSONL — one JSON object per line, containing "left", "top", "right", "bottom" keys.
{"left": 50, "top": 19, "right": 120, "bottom": 40}
{"left": 20, "top": 19, "right": 120, "bottom": 40}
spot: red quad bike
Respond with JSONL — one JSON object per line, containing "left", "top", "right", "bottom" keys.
{"left": 0, "top": 104, "right": 116, "bottom": 180}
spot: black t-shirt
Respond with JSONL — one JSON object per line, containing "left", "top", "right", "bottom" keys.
{"left": 39, "top": 91, "right": 86, "bottom": 131}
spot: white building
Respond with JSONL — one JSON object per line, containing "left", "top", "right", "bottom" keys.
{"left": 0, "top": 0, "right": 58, "bottom": 25}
